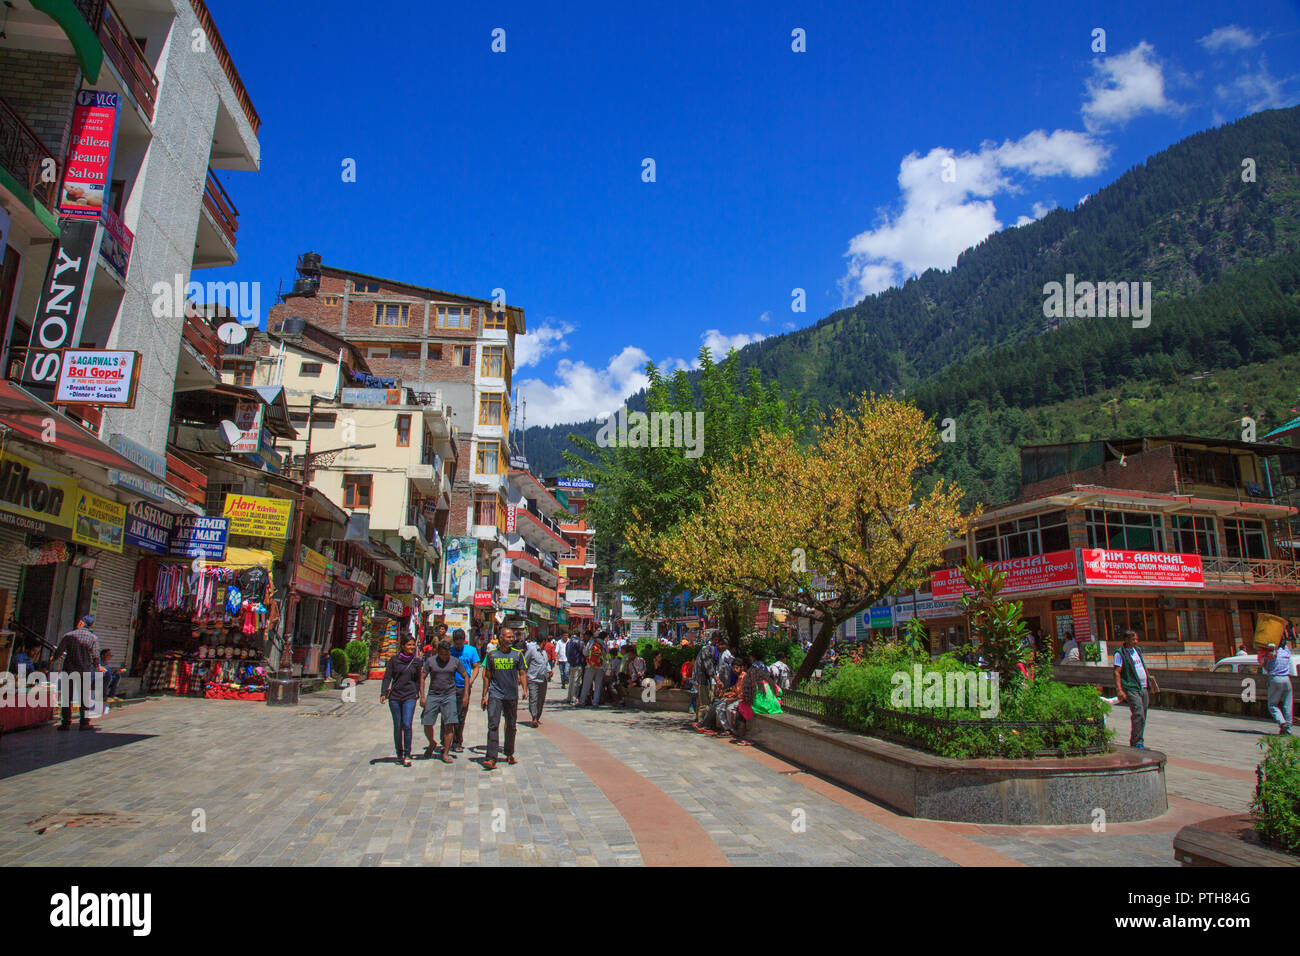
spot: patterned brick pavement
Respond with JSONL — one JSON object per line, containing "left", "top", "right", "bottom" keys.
{"left": 0, "top": 687, "right": 1271, "bottom": 866}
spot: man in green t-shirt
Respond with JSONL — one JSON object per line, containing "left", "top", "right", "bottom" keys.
{"left": 481, "top": 626, "right": 528, "bottom": 769}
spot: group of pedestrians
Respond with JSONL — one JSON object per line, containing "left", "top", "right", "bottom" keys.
{"left": 691, "top": 632, "right": 787, "bottom": 744}
{"left": 382, "top": 624, "right": 552, "bottom": 771}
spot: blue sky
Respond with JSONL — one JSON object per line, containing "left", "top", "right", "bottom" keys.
{"left": 208, "top": 0, "right": 1300, "bottom": 426}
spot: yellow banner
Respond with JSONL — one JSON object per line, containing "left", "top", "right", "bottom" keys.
{"left": 223, "top": 494, "right": 293, "bottom": 539}
{"left": 72, "top": 489, "right": 125, "bottom": 553}
{"left": 0, "top": 449, "right": 77, "bottom": 531}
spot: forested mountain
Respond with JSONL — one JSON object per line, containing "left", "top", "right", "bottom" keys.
{"left": 524, "top": 106, "right": 1300, "bottom": 491}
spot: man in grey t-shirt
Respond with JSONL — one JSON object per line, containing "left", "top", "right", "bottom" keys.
{"left": 524, "top": 637, "right": 552, "bottom": 727}
{"left": 420, "top": 641, "right": 468, "bottom": 763}
{"left": 480, "top": 627, "right": 527, "bottom": 769}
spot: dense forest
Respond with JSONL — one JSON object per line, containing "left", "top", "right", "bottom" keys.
{"left": 523, "top": 105, "right": 1300, "bottom": 502}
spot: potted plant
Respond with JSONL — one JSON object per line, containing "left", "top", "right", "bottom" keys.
{"left": 344, "top": 638, "right": 369, "bottom": 684}
{"left": 330, "top": 648, "right": 349, "bottom": 687}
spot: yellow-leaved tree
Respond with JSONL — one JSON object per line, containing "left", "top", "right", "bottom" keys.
{"left": 630, "top": 394, "right": 972, "bottom": 687}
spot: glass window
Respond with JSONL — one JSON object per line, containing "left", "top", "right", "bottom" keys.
{"left": 1224, "top": 518, "right": 1267, "bottom": 560}
{"left": 479, "top": 393, "right": 504, "bottom": 426}
{"left": 476, "top": 441, "right": 502, "bottom": 475}
{"left": 453, "top": 345, "right": 473, "bottom": 367}
{"left": 484, "top": 308, "right": 507, "bottom": 329}
{"left": 437, "top": 305, "right": 473, "bottom": 329}
{"left": 344, "top": 475, "right": 372, "bottom": 508}
{"left": 396, "top": 414, "right": 411, "bottom": 447}
{"left": 481, "top": 345, "right": 505, "bottom": 377}
{"left": 474, "top": 493, "right": 499, "bottom": 527}
{"left": 1171, "top": 515, "right": 1218, "bottom": 556}
{"left": 1086, "top": 509, "right": 1164, "bottom": 552}
{"left": 373, "top": 303, "right": 409, "bottom": 327}
{"left": 300, "top": 361, "right": 322, "bottom": 377}
{"left": 427, "top": 343, "right": 443, "bottom": 360}
{"left": 353, "top": 281, "right": 379, "bottom": 293}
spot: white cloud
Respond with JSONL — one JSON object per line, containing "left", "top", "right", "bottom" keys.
{"left": 698, "top": 328, "right": 767, "bottom": 363}
{"left": 513, "top": 320, "right": 574, "bottom": 369}
{"left": 783, "top": 321, "right": 797, "bottom": 330}
{"left": 517, "top": 346, "right": 654, "bottom": 427}
{"left": 1214, "top": 56, "right": 1298, "bottom": 114}
{"left": 1014, "top": 201, "right": 1056, "bottom": 227}
{"left": 839, "top": 129, "right": 1108, "bottom": 302}
{"left": 1198, "top": 25, "right": 1263, "bottom": 53}
{"left": 1082, "top": 41, "right": 1180, "bottom": 131}
{"left": 759, "top": 310, "right": 772, "bottom": 323}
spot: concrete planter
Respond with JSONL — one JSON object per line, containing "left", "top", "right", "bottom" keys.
{"left": 748, "top": 712, "right": 1167, "bottom": 825}
{"left": 1173, "top": 813, "right": 1300, "bottom": 866}
{"left": 621, "top": 687, "right": 692, "bottom": 712}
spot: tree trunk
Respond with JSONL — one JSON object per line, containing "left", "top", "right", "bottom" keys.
{"left": 790, "top": 614, "right": 844, "bottom": 689}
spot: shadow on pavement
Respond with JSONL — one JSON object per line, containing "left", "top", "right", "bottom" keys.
{"left": 0, "top": 726, "right": 156, "bottom": 780}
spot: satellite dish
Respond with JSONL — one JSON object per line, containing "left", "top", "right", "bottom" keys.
{"left": 219, "top": 420, "right": 242, "bottom": 446}
{"left": 217, "top": 322, "right": 248, "bottom": 345}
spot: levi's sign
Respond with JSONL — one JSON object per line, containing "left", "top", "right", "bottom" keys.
{"left": 1080, "top": 549, "right": 1205, "bottom": 588}
{"left": 931, "top": 549, "right": 1079, "bottom": 599}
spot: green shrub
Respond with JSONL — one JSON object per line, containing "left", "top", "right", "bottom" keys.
{"left": 329, "top": 648, "right": 348, "bottom": 677}
{"left": 1083, "top": 642, "right": 1102, "bottom": 663}
{"left": 344, "top": 639, "right": 370, "bottom": 674}
{"left": 1253, "top": 735, "right": 1300, "bottom": 854}
{"left": 635, "top": 640, "right": 696, "bottom": 671}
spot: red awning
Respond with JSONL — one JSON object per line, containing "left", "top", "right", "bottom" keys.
{"left": 0, "top": 380, "right": 159, "bottom": 482}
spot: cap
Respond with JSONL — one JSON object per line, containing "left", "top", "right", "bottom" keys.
{"left": 80, "top": 614, "right": 95, "bottom": 627}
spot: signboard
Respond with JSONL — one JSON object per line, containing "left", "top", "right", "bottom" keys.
{"left": 443, "top": 606, "right": 471, "bottom": 630}
{"left": 168, "top": 515, "right": 228, "bottom": 560}
{"left": 123, "top": 501, "right": 173, "bottom": 555}
{"left": 1080, "top": 549, "right": 1205, "bottom": 589}
{"left": 383, "top": 594, "right": 406, "bottom": 617}
{"left": 497, "top": 557, "right": 512, "bottom": 600}
{"left": 293, "top": 545, "right": 332, "bottom": 597}
{"left": 228, "top": 401, "right": 264, "bottom": 455}
{"left": 930, "top": 549, "right": 1079, "bottom": 600}
{"left": 58, "top": 90, "right": 120, "bottom": 220}
{"left": 1071, "top": 592, "right": 1092, "bottom": 641}
{"left": 72, "top": 489, "right": 125, "bottom": 552}
{"left": 528, "top": 599, "right": 554, "bottom": 621}
{"left": 442, "top": 537, "right": 478, "bottom": 605}
{"left": 473, "top": 590, "right": 495, "bottom": 607}
{"left": 869, "top": 605, "right": 894, "bottom": 629}
{"left": 99, "top": 203, "right": 133, "bottom": 283}
{"left": 340, "top": 387, "right": 403, "bottom": 406}
{"left": 423, "top": 596, "right": 445, "bottom": 614}
{"left": 107, "top": 433, "right": 167, "bottom": 503}
{"left": 556, "top": 477, "right": 595, "bottom": 490}
{"left": 0, "top": 449, "right": 77, "bottom": 537}
{"left": 223, "top": 493, "right": 293, "bottom": 539}
{"left": 505, "top": 503, "right": 516, "bottom": 532}
{"left": 891, "top": 593, "right": 959, "bottom": 622}
{"left": 393, "top": 574, "right": 414, "bottom": 593}
{"left": 54, "top": 349, "right": 140, "bottom": 407}
{"left": 22, "top": 218, "right": 101, "bottom": 393}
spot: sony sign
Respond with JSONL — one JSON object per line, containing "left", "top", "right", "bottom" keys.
{"left": 22, "top": 219, "right": 101, "bottom": 396}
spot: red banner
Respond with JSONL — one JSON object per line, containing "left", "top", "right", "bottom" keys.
{"left": 393, "top": 574, "right": 414, "bottom": 593}
{"left": 1080, "top": 549, "right": 1204, "bottom": 588}
{"left": 60, "top": 91, "right": 120, "bottom": 220}
{"left": 506, "top": 504, "right": 516, "bottom": 532}
{"left": 1070, "top": 593, "right": 1091, "bottom": 641}
{"left": 931, "top": 549, "right": 1078, "bottom": 599}
{"left": 473, "top": 590, "right": 495, "bottom": 607}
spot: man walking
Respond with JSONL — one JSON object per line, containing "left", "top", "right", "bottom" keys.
{"left": 524, "top": 634, "right": 552, "bottom": 727}
{"left": 481, "top": 626, "right": 527, "bottom": 769}
{"left": 420, "top": 640, "right": 468, "bottom": 762}
{"left": 1263, "top": 638, "right": 1293, "bottom": 735}
{"left": 1113, "top": 628, "right": 1158, "bottom": 749}
{"left": 450, "top": 629, "right": 481, "bottom": 753}
{"left": 565, "top": 632, "right": 585, "bottom": 702}
{"left": 52, "top": 615, "right": 101, "bottom": 731}
{"left": 557, "top": 631, "right": 571, "bottom": 688}
{"left": 579, "top": 631, "right": 606, "bottom": 707}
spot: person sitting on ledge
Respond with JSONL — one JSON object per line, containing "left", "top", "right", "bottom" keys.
{"left": 694, "top": 656, "right": 746, "bottom": 736}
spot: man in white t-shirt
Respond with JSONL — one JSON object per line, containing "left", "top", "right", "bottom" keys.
{"left": 1113, "top": 629, "right": 1158, "bottom": 748}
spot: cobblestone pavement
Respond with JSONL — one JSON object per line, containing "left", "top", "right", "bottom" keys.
{"left": 0, "top": 685, "right": 1270, "bottom": 866}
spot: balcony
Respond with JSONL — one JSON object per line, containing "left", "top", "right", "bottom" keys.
{"left": 100, "top": 0, "right": 158, "bottom": 120}
{"left": 0, "top": 95, "right": 59, "bottom": 233}
{"left": 194, "top": 168, "right": 239, "bottom": 268}
{"left": 189, "top": 0, "right": 262, "bottom": 135}
{"left": 1201, "top": 556, "right": 1300, "bottom": 590}
{"left": 182, "top": 308, "right": 221, "bottom": 366}
{"left": 165, "top": 449, "right": 207, "bottom": 506}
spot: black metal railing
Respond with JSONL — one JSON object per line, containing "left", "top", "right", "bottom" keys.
{"left": 0, "top": 96, "right": 58, "bottom": 210}
{"left": 781, "top": 690, "right": 1108, "bottom": 759}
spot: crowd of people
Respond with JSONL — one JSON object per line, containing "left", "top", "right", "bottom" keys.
{"left": 690, "top": 631, "right": 788, "bottom": 745}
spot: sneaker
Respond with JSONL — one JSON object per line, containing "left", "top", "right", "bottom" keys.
{"left": 483, "top": 759, "right": 497, "bottom": 771}
{"left": 506, "top": 755, "right": 518, "bottom": 765}
{"left": 1134, "top": 743, "right": 1145, "bottom": 749}
{"left": 402, "top": 756, "right": 412, "bottom": 767}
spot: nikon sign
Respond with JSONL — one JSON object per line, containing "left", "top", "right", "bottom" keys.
{"left": 0, "top": 449, "right": 77, "bottom": 537}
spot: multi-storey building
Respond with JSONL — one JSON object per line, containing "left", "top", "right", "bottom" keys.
{"left": 871, "top": 435, "right": 1300, "bottom": 665}
{"left": 264, "top": 261, "right": 533, "bottom": 633}
{"left": 550, "top": 479, "right": 596, "bottom": 632}
{"left": 0, "top": 0, "right": 260, "bottom": 663}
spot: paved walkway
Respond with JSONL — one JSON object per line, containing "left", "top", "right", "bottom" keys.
{"left": 0, "top": 685, "right": 1274, "bottom": 866}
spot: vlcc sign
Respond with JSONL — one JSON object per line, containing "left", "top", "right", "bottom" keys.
{"left": 0, "top": 450, "right": 77, "bottom": 537}
{"left": 22, "top": 219, "right": 101, "bottom": 395}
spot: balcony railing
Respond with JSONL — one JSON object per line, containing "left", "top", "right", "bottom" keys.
{"left": 182, "top": 309, "right": 221, "bottom": 366}
{"left": 100, "top": 0, "right": 158, "bottom": 119}
{"left": 189, "top": 0, "right": 262, "bottom": 135}
{"left": 0, "top": 96, "right": 59, "bottom": 210}
{"left": 203, "top": 168, "right": 239, "bottom": 245}
{"left": 1201, "top": 556, "right": 1300, "bottom": 588}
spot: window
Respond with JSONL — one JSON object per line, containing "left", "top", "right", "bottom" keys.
{"left": 481, "top": 345, "right": 505, "bottom": 378}
{"left": 353, "top": 281, "right": 379, "bottom": 293}
{"left": 388, "top": 344, "right": 420, "bottom": 360}
{"left": 427, "top": 343, "right": 443, "bottom": 360}
{"left": 484, "top": 308, "right": 507, "bottom": 330}
{"left": 1085, "top": 509, "right": 1165, "bottom": 552}
{"left": 479, "top": 393, "right": 504, "bottom": 427}
{"left": 289, "top": 412, "right": 336, "bottom": 428}
{"left": 300, "top": 361, "right": 323, "bottom": 377}
{"left": 453, "top": 345, "right": 473, "bottom": 367}
{"left": 1171, "top": 515, "right": 1218, "bottom": 556}
{"left": 373, "top": 303, "right": 410, "bottom": 327}
{"left": 323, "top": 296, "right": 340, "bottom": 306}
{"left": 1224, "top": 518, "right": 1267, "bottom": 560}
{"left": 368, "top": 347, "right": 389, "bottom": 359}
{"left": 437, "top": 305, "right": 473, "bottom": 329}
{"left": 476, "top": 440, "right": 502, "bottom": 475}
{"left": 474, "top": 493, "right": 503, "bottom": 529}
{"left": 1177, "top": 447, "right": 1239, "bottom": 488}
{"left": 396, "top": 414, "right": 411, "bottom": 447}
{"left": 344, "top": 475, "right": 372, "bottom": 509}
{"left": 206, "top": 482, "right": 242, "bottom": 519}
{"left": 972, "top": 510, "right": 1069, "bottom": 562}
{"left": 232, "top": 367, "right": 253, "bottom": 387}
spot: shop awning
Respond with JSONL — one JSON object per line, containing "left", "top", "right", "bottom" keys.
{"left": 0, "top": 380, "right": 165, "bottom": 484}
{"left": 204, "top": 547, "right": 275, "bottom": 570}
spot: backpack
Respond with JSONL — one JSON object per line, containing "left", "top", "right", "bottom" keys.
{"left": 587, "top": 641, "right": 604, "bottom": 667}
